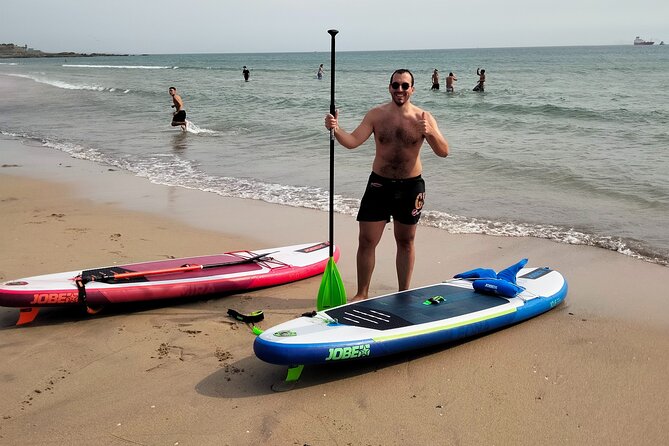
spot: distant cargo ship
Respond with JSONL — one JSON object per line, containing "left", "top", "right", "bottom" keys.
{"left": 634, "top": 36, "right": 655, "bottom": 45}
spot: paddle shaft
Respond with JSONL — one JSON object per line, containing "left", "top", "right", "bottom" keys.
{"left": 328, "top": 29, "right": 338, "bottom": 258}
{"left": 93, "top": 251, "right": 276, "bottom": 282}
{"left": 316, "top": 29, "right": 347, "bottom": 311}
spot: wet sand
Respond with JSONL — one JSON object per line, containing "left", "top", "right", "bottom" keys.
{"left": 1, "top": 137, "right": 668, "bottom": 445}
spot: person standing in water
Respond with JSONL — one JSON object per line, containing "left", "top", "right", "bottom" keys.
{"left": 168, "top": 86, "right": 187, "bottom": 131}
{"left": 474, "top": 68, "right": 485, "bottom": 91}
{"left": 324, "top": 69, "right": 450, "bottom": 301}
{"left": 242, "top": 66, "right": 250, "bottom": 81}
{"left": 446, "top": 72, "right": 457, "bottom": 92}
{"left": 431, "top": 69, "right": 440, "bottom": 90}
{"left": 317, "top": 63, "right": 325, "bottom": 80}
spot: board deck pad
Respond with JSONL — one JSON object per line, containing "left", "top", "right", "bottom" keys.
{"left": 325, "top": 284, "right": 508, "bottom": 330}
{"left": 82, "top": 266, "right": 136, "bottom": 282}
{"left": 519, "top": 267, "right": 552, "bottom": 279}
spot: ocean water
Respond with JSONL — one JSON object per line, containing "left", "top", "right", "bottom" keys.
{"left": 1, "top": 45, "right": 668, "bottom": 266}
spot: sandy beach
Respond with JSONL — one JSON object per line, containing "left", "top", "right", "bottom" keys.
{"left": 1, "top": 137, "right": 668, "bottom": 445}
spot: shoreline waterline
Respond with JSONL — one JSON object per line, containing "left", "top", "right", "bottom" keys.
{"left": 2, "top": 132, "right": 667, "bottom": 267}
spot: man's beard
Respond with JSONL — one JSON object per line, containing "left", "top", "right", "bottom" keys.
{"left": 392, "top": 94, "right": 408, "bottom": 106}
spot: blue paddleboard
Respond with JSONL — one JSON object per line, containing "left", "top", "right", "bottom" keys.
{"left": 254, "top": 263, "right": 567, "bottom": 367}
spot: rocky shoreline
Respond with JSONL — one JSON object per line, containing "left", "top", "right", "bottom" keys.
{"left": 0, "top": 43, "right": 127, "bottom": 58}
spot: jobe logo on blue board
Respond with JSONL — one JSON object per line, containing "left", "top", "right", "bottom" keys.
{"left": 325, "top": 344, "right": 371, "bottom": 361}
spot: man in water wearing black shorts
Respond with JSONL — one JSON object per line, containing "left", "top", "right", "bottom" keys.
{"left": 324, "top": 69, "right": 449, "bottom": 301}
{"left": 474, "top": 68, "right": 485, "bottom": 92}
{"left": 169, "top": 86, "right": 187, "bottom": 130}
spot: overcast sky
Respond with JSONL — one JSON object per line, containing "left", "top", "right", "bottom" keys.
{"left": 2, "top": 0, "right": 668, "bottom": 54}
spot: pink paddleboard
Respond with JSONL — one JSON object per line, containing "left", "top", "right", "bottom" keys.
{"left": 0, "top": 242, "right": 338, "bottom": 325}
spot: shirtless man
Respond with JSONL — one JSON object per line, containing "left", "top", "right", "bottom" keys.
{"left": 168, "top": 86, "right": 187, "bottom": 130}
{"left": 446, "top": 72, "right": 457, "bottom": 92}
{"left": 324, "top": 69, "right": 449, "bottom": 300}
{"left": 431, "top": 69, "right": 440, "bottom": 90}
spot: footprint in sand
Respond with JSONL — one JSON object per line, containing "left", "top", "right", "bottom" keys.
{"left": 215, "top": 347, "right": 233, "bottom": 362}
{"left": 19, "top": 368, "right": 71, "bottom": 410}
{"left": 66, "top": 227, "right": 90, "bottom": 233}
{"left": 153, "top": 342, "right": 194, "bottom": 362}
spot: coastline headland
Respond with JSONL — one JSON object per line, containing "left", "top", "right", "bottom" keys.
{"left": 0, "top": 42, "right": 127, "bottom": 58}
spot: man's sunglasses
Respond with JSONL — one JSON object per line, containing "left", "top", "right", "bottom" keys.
{"left": 390, "top": 82, "right": 411, "bottom": 91}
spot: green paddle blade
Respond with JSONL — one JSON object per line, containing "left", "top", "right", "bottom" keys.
{"left": 316, "top": 257, "right": 347, "bottom": 311}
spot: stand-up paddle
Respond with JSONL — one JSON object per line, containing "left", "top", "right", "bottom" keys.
{"left": 317, "top": 29, "right": 347, "bottom": 311}
{"left": 81, "top": 251, "right": 277, "bottom": 283}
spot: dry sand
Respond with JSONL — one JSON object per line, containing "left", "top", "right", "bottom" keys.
{"left": 1, "top": 137, "right": 668, "bottom": 445}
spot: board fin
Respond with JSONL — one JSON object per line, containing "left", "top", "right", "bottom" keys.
{"left": 285, "top": 364, "right": 304, "bottom": 382}
{"left": 86, "top": 305, "right": 104, "bottom": 315}
{"left": 17, "top": 307, "right": 39, "bottom": 326}
{"left": 271, "top": 365, "right": 304, "bottom": 392}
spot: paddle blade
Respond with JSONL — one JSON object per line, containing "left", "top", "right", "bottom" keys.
{"left": 316, "top": 257, "right": 347, "bottom": 311}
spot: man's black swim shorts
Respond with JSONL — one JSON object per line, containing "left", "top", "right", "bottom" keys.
{"left": 356, "top": 172, "right": 426, "bottom": 225}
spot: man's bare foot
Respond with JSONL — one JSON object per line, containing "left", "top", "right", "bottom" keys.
{"left": 350, "top": 295, "right": 367, "bottom": 303}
